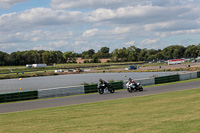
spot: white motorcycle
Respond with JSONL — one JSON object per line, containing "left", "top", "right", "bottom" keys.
{"left": 126, "top": 82, "right": 143, "bottom": 93}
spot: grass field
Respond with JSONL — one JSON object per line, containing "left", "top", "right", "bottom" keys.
{"left": 0, "top": 88, "right": 200, "bottom": 133}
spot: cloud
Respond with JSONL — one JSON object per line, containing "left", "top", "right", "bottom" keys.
{"left": 170, "top": 29, "right": 200, "bottom": 35}
{"left": 0, "top": 43, "right": 17, "bottom": 49}
{"left": 33, "top": 45, "right": 54, "bottom": 51}
{"left": 50, "top": 0, "right": 200, "bottom": 10}
{"left": 50, "top": 0, "right": 145, "bottom": 10}
{"left": 0, "top": 8, "right": 83, "bottom": 32}
{"left": 0, "top": 0, "right": 28, "bottom": 9}
{"left": 49, "top": 40, "right": 69, "bottom": 47}
{"left": 125, "top": 41, "right": 135, "bottom": 46}
{"left": 1, "top": 0, "right": 200, "bottom": 53}
{"left": 83, "top": 29, "right": 99, "bottom": 37}
{"left": 140, "top": 38, "right": 159, "bottom": 45}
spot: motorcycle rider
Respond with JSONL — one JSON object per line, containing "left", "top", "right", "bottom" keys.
{"left": 128, "top": 78, "right": 137, "bottom": 87}
{"left": 98, "top": 78, "right": 109, "bottom": 89}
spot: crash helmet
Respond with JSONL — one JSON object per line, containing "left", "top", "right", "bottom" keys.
{"left": 99, "top": 78, "right": 103, "bottom": 82}
{"left": 128, "top": 78, "right": 132, "bottom": 81}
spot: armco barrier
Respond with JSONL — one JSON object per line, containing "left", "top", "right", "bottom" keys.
{"left": 84, "top": 81, "right": 123, "bottom": 94}
{"left": 0, "top": 90, "right": 38, "bottom": 103}
{"left": 38, "top": 85, "right": 84, "bottom": 99}
{"left": 179, "top": 72, "right": 197, "bottom": 81}
{"left": 135, "top": 78, "right": 155, "bottom": 86}
{"left": 155, "top": 74, "right": 180, "bottom": 84}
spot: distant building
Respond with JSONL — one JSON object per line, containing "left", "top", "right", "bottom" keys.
{"left": 168, "top": 59, "right": 185, "bottom": 65}
{"left": 26, "top": 64, "right": 32, "bottom": 68}
{"left": 26, "top": 64, "right": 47, "bottom": 68}
{"left": 32, "top": 64, "right": 47, "bottom": 67}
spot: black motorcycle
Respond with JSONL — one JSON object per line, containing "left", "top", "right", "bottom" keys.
{"left": 98, "top": 84, "right": 115, "bottom": 94}
{"left": 126, "top": 82, "right": 143, "bottom": 93}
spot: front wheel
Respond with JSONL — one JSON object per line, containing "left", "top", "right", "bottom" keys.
{"left": 98, "top": 88, "right": 104, "bottom": 94}
{"left": 127, "top": 87, "right": 133, "bottom": 93}
{"left": 139, "top": 87, "right": 143, "bottom": 91}
{"left": 109, "top": 87, "right": 115, "bottom": 93}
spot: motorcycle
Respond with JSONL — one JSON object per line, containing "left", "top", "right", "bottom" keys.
{"left": 126, "top": 82, "right": 143, "bottom": 93}
{"left": 98, "top": 84, "right": 115, "bottom": 94}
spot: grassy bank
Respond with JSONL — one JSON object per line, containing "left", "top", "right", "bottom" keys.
{"left": 0, "top": 88, "right": 199, "bottom": 133}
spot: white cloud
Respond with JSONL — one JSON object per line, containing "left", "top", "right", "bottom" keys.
{"left": 0, "top": 43, "right": 18, "bottom": 49}
{"left": 1, "top": 0, "right": 200, "bottom": 53}
{"left": 140, "top": 38, "right": 159, "bottom": 45}
{"left": 33, "top": 45, "right": 54, "bottom": 51}
{"left": 49, "top": 41, "right": 69, "bottom": 47}
{"left": 125, "top": 41, "right": 135, "bottom": 46}
{"left": 170, "top": 29, "right": 200, "bottom": 35}
{"left": 0, "top": 0, "right": 28, "bottom": 9}
{"left": 0, "top": 8, "right": 83, "bottom": 32}
{"left": 50, "top": 0, "right": 200, "bottom": 10}
{"left": 74, "top": 41, "right": 88, "bottom": 46}
{"left": 83, "top": 29, "right": 99, "bottom": 37}
{"left": 51, "top": 0, "right": 143, "bottom": 10}
{"left": 112, "top": 27, "right": 131, "bottom": 34}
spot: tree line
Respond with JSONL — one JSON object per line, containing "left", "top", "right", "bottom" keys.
{"left": 0, "top": 44, "right": 200, "bottom": 66}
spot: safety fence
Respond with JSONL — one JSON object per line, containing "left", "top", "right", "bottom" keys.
{"left": 84, "top": 81, "right": 123, "bottom": 94}
{"left": 155, "top": 74, "right": 180, "bottom": 84}
{"left": 197, "top": 71, "right": 200, "bottom": 78}
{"left": 84, "top": 84, "right": 98, "bottom": 94}
{"left": 0, "top": 90, "right": 38, "bottom": 103}
{"left": 1, "top": 71, "right": 200, "bottom": 103}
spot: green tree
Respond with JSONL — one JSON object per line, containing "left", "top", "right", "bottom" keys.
{"left": 0, "top": 51, "right": 9, "bottom": 66}
{"left": 138, "top": 48, "right": 147, "bottom": 61}
{"left": 42, "top": 51, "right": 49, "bottom": 64}
{"left": 184, "top": 45, "right": 198, "bottom": 58}
{"left": 118, "top": 47, "right": 128, "bottom": 62}
{"left": 127, "top": 46, "right": 140, "bottom": 61}
{"left": 146, "top": 49, "right": 157, "bottom": 61}
{"left": 63, "top": 51, "right": 76, "bottom": 63}
{"left": 162, "top": 45, "right": 185, "bottom": 60}
{"left": 81, "top": 49, "right": 95, "bottom": 59}
{"left": 111, "top": 49, "right": 119, "bottom": 62}
{"left": 99, "top": 47, "right": 110, "bottom": 58}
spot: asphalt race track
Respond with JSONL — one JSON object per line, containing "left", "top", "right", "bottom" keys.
{"left": 0, "top": 80, "right": 200, "bottom": 114}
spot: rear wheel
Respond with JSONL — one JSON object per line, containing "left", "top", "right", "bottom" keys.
{"left": 139, "top": 87, "right": 143, "bottom": 91}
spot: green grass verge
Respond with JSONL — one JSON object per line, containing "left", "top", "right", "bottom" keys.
{"left": 0, "top": 88, "right": 200, "bottom": 133}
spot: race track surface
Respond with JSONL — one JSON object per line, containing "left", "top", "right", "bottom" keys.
{"left": 0, "top": 80, "right": 200, "bottom": 114}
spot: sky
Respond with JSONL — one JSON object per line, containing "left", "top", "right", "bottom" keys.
{"left": 0, "top": 0, "right": 200, "bottom": 53}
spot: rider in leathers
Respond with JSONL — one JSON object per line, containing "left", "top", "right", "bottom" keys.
{"left": 98, "top": 79, "right": 109, "bottom": 89}
{"left": 128, "top": 78, "right": 137, "bottom": 87}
